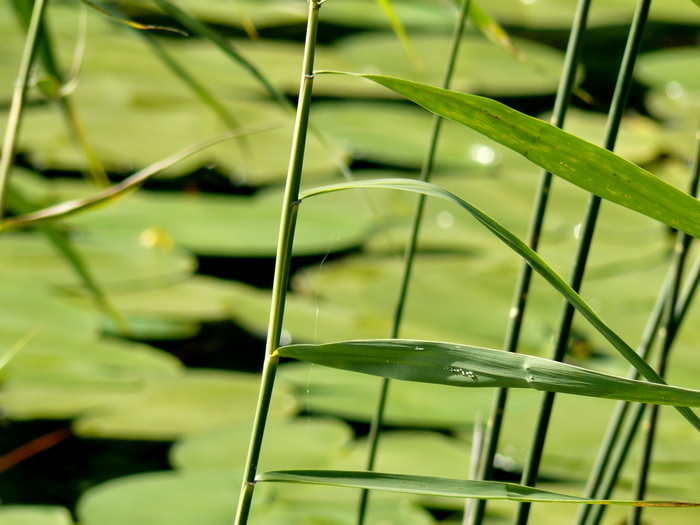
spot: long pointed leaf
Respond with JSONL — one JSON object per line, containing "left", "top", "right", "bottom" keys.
{"left": 276, "top": 339, "right": 700, "bottom": 408}
{"left": 299, "top": 178, "right": 700, "bottom": 430}
{"left": 0, "top": 128, "right": 265, "bottom": 231}
{"left": 320, "top": 73, "right": 700, "bottom": 239}
{"left": 375, "top": 0, "right": 422, "bottom": 68}
{"left": 257, "top": 470, "right": 698, "bottom": 507}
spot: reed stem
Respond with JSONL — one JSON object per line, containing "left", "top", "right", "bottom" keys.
{"left": 234, "top": 2, "right": 322, "bottom": 523}
{"left": 468, "top": 0, "right": 591, "bottom": 522}
{"left": 513, "top": 1, "right": 651, "bottom": 523}
{"left": 0, "top": 0, "right": 49, "bottom": 217}
{"left": 356, "top": 3, "right": 471, "bottom": 523}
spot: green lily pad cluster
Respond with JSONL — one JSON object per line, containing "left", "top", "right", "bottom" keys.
{"left": 2, "top": 0, "right": 700, "bottom": 524}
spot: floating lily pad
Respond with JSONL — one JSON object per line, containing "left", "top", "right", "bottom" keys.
{"left": 0, "top": 506, "right": 73, "bottom": 525}
{"left": 0, "top": 5, "right": 341, "bottom": 183}
{"left": 73, "top": 369, "right": 297, "bottom": 440}
{"left": 311, "top": 101, "right": 531, "bottom": 171}
{"left": 171, "top": 418, "right": 353, "bottom": 471}
{"left": 76, "top": 468, "right": 433, "bottom": 525}
{"left": 53, "top": 182, "right": 373, "bottom": 257}
{"left": 0, "top": 278, "right": 100, "bottom": 342}
{"left": 333, "top": 33, "right": 573, "bottom": 97}
{"left": 465, "top": 0, "right": 700, "bottom": 28}
{"left": 1, "top": 331, "right": 182, "bottom": 387}
{"left": 0, "top": 232, "right": 195, "bottom": 292}
{"left": 76, "top": 470, "right": 258, "bottom": 525}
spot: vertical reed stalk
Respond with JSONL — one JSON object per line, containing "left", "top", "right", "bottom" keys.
{"left": 513, "top": 1, "right": 651, "bottom": 523}
{"left": 582, "top": 236, "right": 700, "bottom": 525}
{"left": 468, "top": 0, "right": 591, "bottom": 523}
{"left": 234, "top": 2, "right": 322, "bottom": 523}
{"left": 357, "top": 3, "right": 471, "bottom": 523}
{"left": 0, "top": 0, "right": 49, "bottom": 217}
{"left": 627, "top": 119, "right": 700, "bottom": 525}
{"left": 578, "top": 125, "right": 699, "bottom": 524}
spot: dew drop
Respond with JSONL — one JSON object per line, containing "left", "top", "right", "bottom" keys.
{"left": 437, "top": 211, "right": 454, "bottom": 229}
{"left": 573, "top": 223, "right": 582, "bottom": 239}
{"left": 280, "top": 330, "right": 292, "bottom": 346}
{"left": 469, "top": 144, "right": 498, "bottom": 166}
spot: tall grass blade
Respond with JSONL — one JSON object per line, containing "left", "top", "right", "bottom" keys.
{"left": 514, "top": 2, "right": 651, "bottom": 522}
{"left": 320, "top": 73, "right": 700, "bottom": 240}
{"left": 628, "top": 119, "right": 700, "bottom": 525}
{"left": 79, "top": 0, "right": 187, "bottom": 35}
{"left": 299, "top": 178, "right": 700, "bottom": 430}
{"left": 2, "top": 0, "right": 124, "bottom": 328}
{"left": 151, "top": 0, "right": 287, "bottom": 107}
{"left": 0, "top": 0, "right": 49, "bottom": 214}
{"left": 470, "top": 2, "right": 591, "bottom": 522}
{"left": 583, "top": 250, "right": 700, "bottom": 525}
{"left": 257, "top": 470, "right": 698, "bottom": 507}
{"left": 375, "top": 0, "right": 422, "bottom": 67}
{"left": 10, "top": 0, "right": 109, "bottom": 186}
{"left": 6, "top": 184, "right": 126, "bottom": 330}
{"left": 276, "top": 339, "right": 700, "bottom": 407}
{"left": 234, "top": 2, "right": 323, "bottom": 523}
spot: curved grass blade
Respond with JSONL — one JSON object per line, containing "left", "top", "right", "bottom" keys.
{"left": 319, "top": 73, "right": 700, "bottom": 240}
{"left": 5, "top": 184, "right": 126, "bottom": 330}
{"left": 375, "top": 0, "right": 422, "bottom": 68}
{"left": 299, "top": 178, "right": 700, "bottom": 430}
{"left": 10, "top": 0, "right": 109, "bottom": 186}
{"left": 79, "top": 0, "right": 187, "bottom": 35}
{"left": 0, "top": 127, "right": 269, "bottom": 231}
{"left": 257, "top": 470, "right": 698, "bottom": 507}
{"left": 276, "top": 339, "right": 700, "bottom": 408}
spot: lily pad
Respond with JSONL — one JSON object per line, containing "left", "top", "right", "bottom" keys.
{"left": 311, "top": 101, "right": 531, "bottom": 171}
{"left": 170, "top": 417, "right": 353, "bottom": 471}
{"left": 0, "top": 232, "right": 195, "bottom": 292}
{"left": 333, "top": 32, "right": 573, "bottom": 97}
{"left": 52, "top": 182, "right": 373, "bottom": 257}
{"left": 76, "top": 468, "right": 433, "bottom": 525}
{"left": 0, "top": 331, "right": 182, "bottom": 387}
{"left": 76, "top": 470, "right": 259, "bottom": 525}
{"left": 73, "top": 368, "right": 297, "bottom": 440}
{"left": 0, "top": 506, "right": 73, "bottom": 525}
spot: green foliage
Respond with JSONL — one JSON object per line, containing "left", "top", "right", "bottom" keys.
{"left": 1, "top": 0, "right": 700, "bottom": 524}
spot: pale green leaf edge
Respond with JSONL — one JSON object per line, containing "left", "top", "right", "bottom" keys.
{"left": 299, "top": 178, "right": 700, "bottom": 431}
{"left": 316, "top": 72, "right": 700, "bottom": 240}
{"left": 257, "top": 470, "right": 699, "bottom": 507}
{"left": 276, "top": 339, "right": 700, "bottom": 408}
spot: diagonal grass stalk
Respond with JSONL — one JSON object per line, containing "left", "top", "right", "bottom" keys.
{"left": 234, "top": 2, "right": 323, "bottom": 524}
{"left": 468, "top": 1, "right": 592, "bottom": 523}
{"left": 628, "top": 119, "right": 700, "bottom": 525}
{"left": 1, "top": 0, "right": 128, "bottom": 331}
{"left": 0, "top": 0, "right": 48, "bottom": 215}
{"left": 580, "top": 141, "right": 700, "bottom": 522}
{"left": 356, "top": 2, "right": 471, "bottom": 524}
{"left": 513, "top": 1, "right": 653, "bottom": 523}
{"left": 10, "top": 0, "right": 109, "bottom": 187}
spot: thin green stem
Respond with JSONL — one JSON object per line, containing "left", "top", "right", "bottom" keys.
{"left": 469, "top": 0, "right": 591, "bottom": 523}
{"left": 582, "top": 247, "right": 700, "bottom": 525}
{"left": 0, "top": 0, "right": 49, "bottom": 217}
{"left": 578, "top": 122, "right": 699, "bottom": 524}
{"left": 513, "top": 1, "right": 651, "bottom": 524}
{"left": 574, "top": 271, "right": 669, "bottom": 525}
{"left": 10, "top": 0, "right": 109, "bottom": 187}
{"left": 627, "top": 119, "right": 700, "bottom": 525}
{"left": 356, "top": 3, "right": 471, "bottom": 523}
{"left": 234, "top": 2, "right": 321, "bottom": 524}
